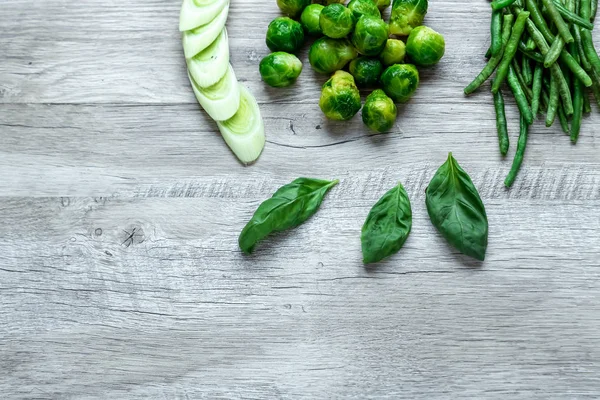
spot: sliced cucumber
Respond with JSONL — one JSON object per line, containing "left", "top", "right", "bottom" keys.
{"left": 187, "top": 28, "right": 230, "bottom": 88}
{"left": 188, "top": 64, "right": 240, "bottom": 121}
{"left": 182, "top": 3, "right": 229, "bottom": 59}
{"left": 217, "top": 85, "right": 266, "bottom": 164}
{"left": 179, "top": 0, "right": 228, "bottom": 32}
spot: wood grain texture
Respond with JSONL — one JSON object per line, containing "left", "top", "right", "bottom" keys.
{"left": 1, "top": 0, "right": 600, "bottom": 398}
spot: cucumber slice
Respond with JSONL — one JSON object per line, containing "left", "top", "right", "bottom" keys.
{"left": 188, "top": 64, "right": 240, "bottom": 121}
{"left": 182, "top": 3, "right": 229, "bottom": 59}
{"left": 217, "top": 85, "right": 266, "bottom": 164}
{"left": 187, "top": 28, "right": 230, "bottom": 88}
{"left": 179, "top": 0, "right": 228, "bottom": 32}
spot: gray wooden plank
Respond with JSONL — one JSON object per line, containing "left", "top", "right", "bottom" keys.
{"left": 1, "top": 197, "right": 600, "bottom": 399}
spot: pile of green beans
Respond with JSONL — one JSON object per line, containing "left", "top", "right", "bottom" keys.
{"left": 465, "top": 0, "right": 600, "bottom": 187}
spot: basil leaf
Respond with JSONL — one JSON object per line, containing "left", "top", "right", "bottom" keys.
{"left": 239, "top": 177, "right": 338, "bottom": 254}
{"left": 425, "top": 153, "right": 489, "bottom": 261}
{"left": 361, "top": 182, "right": 412, "bottom": 264}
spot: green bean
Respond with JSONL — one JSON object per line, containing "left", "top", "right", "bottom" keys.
{"left": 518, "top": 42, "right": 546, "bottom": 62}
{"left": 557, "top": 103, "right": 571, "bottom": 133}
{"left": 493, "top": 90, "right": 510, "bottom": 155}
{"left": 507, "top": 64, "right": 535, "bottom": 124}
{"left": 552, "top": 0, "right": 595, "bottom": 29}
{"left": 464, "top": 15, "right": 515, "bottom": 94}
{"left": 545, "top": 36, "right": 565, "bottom": 67}
{"left": 492, "top": 0, "right": 518, "bottom": 10}
{"left": 491, "top": 11, "right": 504, "bottom": 57}
{"left": 512, "top": 59, "right": 535, "bottom": 99}
{"left": 583, "top": 90, "right": 592, "bottom": 112}
{"left": 505, "top": 114, "right": 529, "bottom": 188}
{"left": 546, "top": 74, "right": 560, "bottom": 126}
{"left": 579, "top": 29, "right": 600, "bottom": 77}
{"left": 485, "top": 47, "right": 492, "bottom": 59}
{"left": 592, "top": 0, "right": 598, "bottom": 20}
{"left": 492, "top": 11, "right": 531, "bottom": 93}
{"left": 571, "top": 77, "right": 584, "bottom": 142}
{"left": 526, "top": 19, "right": 576, "bottom": 113}
{"left": 522, "top": 55, "right": 533, "bottom": 85}
{"left": 542, "top": 0, "right": 575, "bottom": 43}
{"left": 581, "top": 0, "right": 591, "bottom": 18}
{"left": 573, "top": 24, "right": 592, "bottom": 71}
{"left": 531, "top": 62, "right": 544, "bottom": 115}
{"left": 526, "top": 0, "right": 555, "bottom": 42}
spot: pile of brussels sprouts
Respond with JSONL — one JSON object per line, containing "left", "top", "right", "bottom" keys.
{"left": 259, "top": 0, "right": 445, "bottom": 133}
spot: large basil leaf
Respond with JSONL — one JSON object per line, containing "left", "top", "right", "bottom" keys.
{"left": 361, "top": 183, "right": 412, "bottom": 264}
{"left": 425, "top": 153, "right": 488, "bottom": 261}
{"left": 239, "top": 178, "right": 338, "bottom": 254}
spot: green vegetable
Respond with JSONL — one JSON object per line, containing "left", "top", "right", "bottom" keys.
{"left": 531, "top": 62, "right": 543, "bottom": 116}
{"left": 546, "top": 74, "right": 559, "bottom": 127}
{"left": 309, "top": 37, "right": 358, "bottom": 74}
{"left": 361, "top": 182, "right": 412, "bottom": 264}
{"left": 179, "top": 0, "right": 228, "bottom": 31}
{"left": 372, "top": 0, "right": 391, "bottom": 10}
{"left": 380, "top": 63, "right": 420, "bottom": 103}
{"left": 552, "top": 0, "right": 594, "bottom": 29}
{"left": 521, "top": 56, "right": 532, "bottom": 86}
{"left": 320, "top": 4, "right": 356, "bottom": 39}
{"left": 389, "top": 0, "right": 428, "bottom": 36}
{"left": 319, "top": 70, "right": 362, "bottom": 120}
{"left": 187, "top": 28, "right": 229, "bottom": 88}
{"left": 506, "top": 64, "right": 534, "bottom": 125}
{"left": 464, "top": 14, "right": 514, "bottom": 95}
{"left": 266, "top": 17, "right": 305, "bottom": 53}
{"left": 426, "top": 153, "right": 489, "bottom": 261}
{"left": 188, "top": 64, "right": 240, "bottom": 122}
{"left": 259, "top": 52, "right": 303, "bottom": 88}
{"left": 182, "top": 4, "right": 230, "bottom": 59}
{"left": 301, "top": 4, "right": 324, "bottom": 36}
{"left": 504, "top": 114, "right": 529, "bottom": 187}
{"left": 571, "top": 72, "right": 584, "bottom": 143}
{"left": 493, "top": 90, "right": 509, "bottom": 156}
{"left": 544, "top": 36, "right": 565, "bottom": 68}
{"left": 362, "top": 89, "right": 397, "bottom": 132}
{"left": 323, "top": 0, "right": 345, "bottom": 4}
{"left": 239, "top": 178, "right": 338, "bottom": 253}
{"left": 216, "top": 85, "right": 266, "bottom": 164}
{"left": 348, "top": 0, "right": 381, "bottom": 19}
{"left": 406, "top": 26, "right": 446, "bottom": 66}
{"left": 491, "top": 0, "right": 516, "bottom": 10}
{"left": 491, "top": 10, "right": 530, "bottom": 94}
{"left": 491, "top": 11, "right": 503, "bottom": 57}
{"left": 541, "top": 0, "right": 574, "bottom": 44}
{"left": 380, "top": 39, "right": 406, "bottom": 66}
{"left": 276, "top": 0, "right": 311, "bottom": 18}
{"left": 351, "top": 16, "right": 389, "bottom": 56}
{"left": 349, "top": 57, "right": 384, "bottom": 87}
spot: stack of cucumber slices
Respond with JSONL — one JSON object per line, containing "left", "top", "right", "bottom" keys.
{"left": 180, "top": 0, "right": 266, "bottom": 164}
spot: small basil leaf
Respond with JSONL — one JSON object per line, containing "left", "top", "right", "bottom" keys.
{"left": 361, "top": 182, "right": 412, "bottom": 264}
{"left": 239, "top": 177, "right": 338, "bottom": 254}
{"left": 425, "top": 153, "right": 489, "bottom": 261}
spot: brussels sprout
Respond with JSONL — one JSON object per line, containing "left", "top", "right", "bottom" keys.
{"left": 259, "top": 52, "right": 303, "bottom": 87}
{"left": 347, "top": 0, "right": 381, "bottom": 20}
{"left": 372, "top": 0, "right": 391, "bottom": 10}
{"left": 266, "top": 17, "right": 305, "bottom": 53}
{"left": 301, "top": 4, "right": 324, "bottom": 36}
{"left": 362, "top": 89, "right": 397, "bottom": 132}
{"left": 351, "top": 15, "right": 389, "bottom": 56}
{"left": 380, "top": 63, "right": 419, "bottom": 103}
{"left": 319, "top": 4, "right": 356, "bottom": 39}
{"left": 406, "top": 26, "right": 445, "bottom": 66}
{"left": 319, "top": 71, "right": 362, "bottom": 120}
{"left": 276, "top": 0, "right": 311, "bottom": 18}
{"left": 389, "top": 0, "right": 428, "bottom": 36}
{"left": 380, "top": 39, "right": 406, "bottom": 66}
{"left": 349, "top": 57, "right": 383, "bottom": 87}
{"left": 309, "top": 37, "right": 358, "bottom": 74}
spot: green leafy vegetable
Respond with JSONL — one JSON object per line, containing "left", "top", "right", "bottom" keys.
{"left": 361, "top": 182, "right": 412, "bottom": 264}
{"left": 425, "top": 153, "right": 488, "bottom": 261}
{"left": 239, "top": 178, "right": 339, "bottom": 254}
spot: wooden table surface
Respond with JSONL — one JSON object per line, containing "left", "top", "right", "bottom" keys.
{"left": 2, "top": 0, "right": 600, "bottom": 398}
